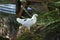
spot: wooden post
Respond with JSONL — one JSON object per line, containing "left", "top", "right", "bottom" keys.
{"left": 17, "top": 0, "right": 32, "bottom": 17}
{"left": 16, "top": 0, "right": 21, "bottom": 17}
{"left": 17, "top": 1, "right": 28, "bottom": 17}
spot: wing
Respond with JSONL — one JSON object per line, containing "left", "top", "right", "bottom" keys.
{"left": 16, "top": 18, "right": 25, "bottom": 24}
{"left": 16, "top": 18, "right": 30, "bottom": 24}
{"left": 22, "top": 18, "right": 34, "bottom": 27}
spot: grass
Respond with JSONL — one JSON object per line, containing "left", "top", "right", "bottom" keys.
{"left": 0, "top": 9, "right": 60, "bottom": 25}
{"left": 0, "top": 8, "right": 60, "bottom": 40}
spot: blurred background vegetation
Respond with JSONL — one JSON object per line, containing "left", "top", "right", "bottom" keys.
{"left": 0, "top": 0, "right": 60, "bottom": 40}
{"left": 0, "top": 0, "right": 14, "bottom": 4}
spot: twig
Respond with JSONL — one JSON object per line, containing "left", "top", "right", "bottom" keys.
{"left": 21, "top": 5, "right": 31, "bottom": 17}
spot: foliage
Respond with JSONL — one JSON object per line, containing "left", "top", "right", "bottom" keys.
{"left": 16, "top": 0, "right": 60, "bottom": 39}
{"left": 16, "top": 10, "right": 60, "bottom": 40}
{"left": 0, "top": 0, "right": 60, "bottom": 40}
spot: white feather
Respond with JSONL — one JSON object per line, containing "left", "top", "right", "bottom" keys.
{"left": 16, "top": 14, "right": 38, "bottom": 30}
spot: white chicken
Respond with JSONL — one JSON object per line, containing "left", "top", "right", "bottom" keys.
{"left": 16, "top": 14, "right": 38, "bottom": 30}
